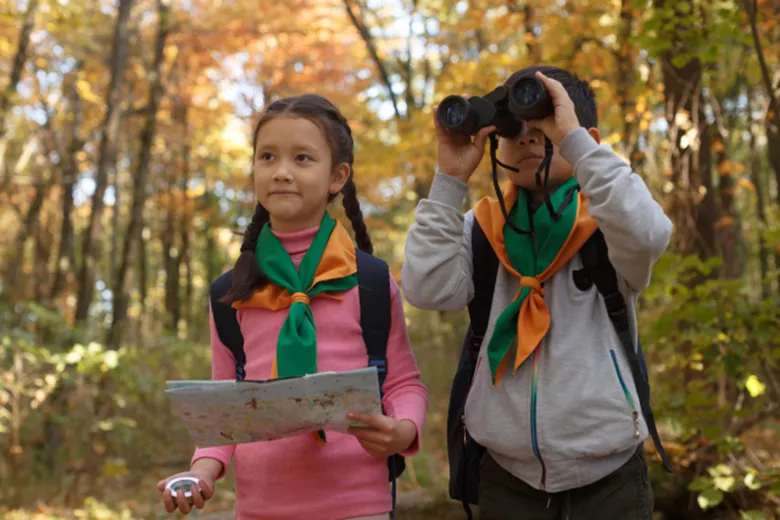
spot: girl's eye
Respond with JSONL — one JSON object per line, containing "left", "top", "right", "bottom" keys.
{"left": 296, "top": 154, "right": 312, "bottom": 163}
{"left": 258, "top": 152, "right": 274, "bottom": 161}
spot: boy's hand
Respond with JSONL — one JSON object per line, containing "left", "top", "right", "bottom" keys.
{"left": 433, "top": 102, "right": 496, "bottom": 183}
{"left": 525, "top": 71, "right": 582, "bottom": 147}
{"left": 346, "top": 412, "right": 417, "bottom": 458}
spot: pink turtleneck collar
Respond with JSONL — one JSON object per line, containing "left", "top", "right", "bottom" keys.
{"left": 270, "top": 225, "right": 320, "bottom": 256}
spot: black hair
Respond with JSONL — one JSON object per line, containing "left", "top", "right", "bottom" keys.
{"left": 506, "top": 65, "right": 598, "bottom": 129}
{"left": 221, "top": 94, "right": 373, "bottom": 304}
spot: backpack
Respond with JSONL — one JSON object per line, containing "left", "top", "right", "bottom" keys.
{"left": 209, "top": 249, "right": 404, "bottom": 518}
{"left": 447, "top": 220, "right": 673, "bottom": 520}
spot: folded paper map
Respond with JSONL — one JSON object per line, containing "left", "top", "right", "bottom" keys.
{"left": 165, "top": 367, "right": 382, "bottom": 447}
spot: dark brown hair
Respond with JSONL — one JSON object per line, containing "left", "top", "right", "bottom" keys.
{"left": 221, "top": 94, "right": 373, "bottom": 304}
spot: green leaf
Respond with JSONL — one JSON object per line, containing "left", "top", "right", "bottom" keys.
{"left": 714, "top": 475, "right": 736, "bottom": 492}
{"left": 697, "top": 489, "right": 724, "bottom": 510}
{"left": 740, "top": 511, "right": 767, "bottom": 520}
{"left": 744, "top": 473, "right": 762, "bottom": 491}
{"left": 708, "top": 464, "right": 733, "bottom": 477}
{"left": 689, "top": 477, "right": 713, "bottom": 492}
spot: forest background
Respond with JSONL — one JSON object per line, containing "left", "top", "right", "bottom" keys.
{"left": 1, "top": 0, "right": 779, "bottom": 518}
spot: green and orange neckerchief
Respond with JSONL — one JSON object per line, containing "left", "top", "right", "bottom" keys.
{"left": 232, "top": 213, "right": 358, "bottom": 444}
{"left": 472, "top": 177, "right": 598, "bottom": 386}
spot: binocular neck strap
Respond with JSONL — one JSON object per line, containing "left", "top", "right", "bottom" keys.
{"left": 488, "top": 134, "right": 564, "bottom": 231}
{"left": 489, "top": 134, "right": 532, "bottom": 235}
{"left": 540, "top": 137, "right": 561, "bottom": 221}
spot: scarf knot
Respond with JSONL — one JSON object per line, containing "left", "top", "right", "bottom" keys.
{"left": 291, "top": 292, "right": 311, "bottom": 305}
{"left": 520, "top": 276, "right": 543, "bottom": 293}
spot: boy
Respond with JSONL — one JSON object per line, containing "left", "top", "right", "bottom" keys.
{"left": 401, "top": 65, "right": 672, "bottom": 519}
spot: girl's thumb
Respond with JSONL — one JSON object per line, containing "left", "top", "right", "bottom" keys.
{"left": 157, "top": 479, "right": 167, "bottom": 492}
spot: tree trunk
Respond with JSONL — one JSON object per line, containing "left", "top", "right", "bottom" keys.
{"left": 714, "top": 73, "right": 744, "bottom": 280}
{"left": 32, "top": 204, "right": 52, "bottom": 301}
{"left": 660, "top": 54, "right": 717, "bottom": 259}
{"left": 616, "top": 0, "right": 638, "bottom": 159}
{"left": 748, "top": 94, "right": 771, "bottom": 297}
{"left": 4, "top": 184, "right": 48, "bottom": 299}
{"left": 110, "top": 162, "right": 121, "bottom": 279}
{"left": 0, "top": 0, "right": 39, "bottom": 186}
{"left": 524, "top": 5, "right": 541, "bottom": 62}
{"left": 74, "top": 0, "right": 134, "bottom": 324}
{"left": 178, "top": 103, "right": 192, "bottom": 329}
{"left": 107, "top": 0, "right": 170, "bottom": 349}
{"left": 163, "top": 197, "right": 180, "bottom": 331}
{"left": 50, "top": 69, "right": 84, "bottom": 302}
{"left": 743, "top": 0, "right": 780, "bottom": 291}
{"left": 656, "top": 0, "right": 717, "bottom": 393}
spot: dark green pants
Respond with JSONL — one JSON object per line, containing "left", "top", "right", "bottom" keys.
{"left": 478, "top": 448, "right": 653, "bottom": 520}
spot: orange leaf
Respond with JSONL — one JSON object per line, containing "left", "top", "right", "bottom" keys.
{"left": 738, "top": 178, "right": 755, "bottom": 191}
{"left": 719, "top": 160, "right": 733, "bottom": 175}
{"left": 712, "top": 140, "right": 726, "bottom": 153}
{"left": 715, "top": 216, "right": 735, "bottom": 229}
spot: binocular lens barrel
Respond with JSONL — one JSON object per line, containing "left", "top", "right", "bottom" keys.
{"left": 509, "top": 77, "right": 553, "bottom": 121}
{"left": 437, "top": 95, "right": 478, "bottom": 134}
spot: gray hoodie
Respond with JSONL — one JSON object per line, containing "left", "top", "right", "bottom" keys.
{"left": 401, "top": 128, "right": 672, "bottom": 493}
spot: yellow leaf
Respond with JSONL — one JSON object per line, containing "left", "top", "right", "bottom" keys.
{"left": 76, "top": 79, "right": 103, "bottom": 104}
{"left": 745, "top": 375, "right": 766, "bottom": 398}
{"left": 733, "top": 163, "right": 745, "bottom": 174}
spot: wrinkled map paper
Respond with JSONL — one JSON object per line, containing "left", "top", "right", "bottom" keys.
{"left": 166, "top": 367, "right": 382, "bottom": 447}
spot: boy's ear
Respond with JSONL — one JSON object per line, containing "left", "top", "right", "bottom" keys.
{"left": 588, "top": 127, "right": 601, "bottom": 144}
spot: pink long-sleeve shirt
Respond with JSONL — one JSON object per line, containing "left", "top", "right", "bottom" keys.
{"left": 192, "top": 225, "right": 428, "bottom": 520}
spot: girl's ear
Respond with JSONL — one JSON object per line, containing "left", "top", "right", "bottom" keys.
{"left": 329, "top": 162, "right": 351, "bottom": 195}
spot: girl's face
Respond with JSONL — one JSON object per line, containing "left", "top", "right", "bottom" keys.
{"left": 253, "top": 116, "right": 350, "bottom": 233}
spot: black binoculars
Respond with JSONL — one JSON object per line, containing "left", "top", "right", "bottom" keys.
{"left": 436, "top": 76, "right": 553, "bottom": 138}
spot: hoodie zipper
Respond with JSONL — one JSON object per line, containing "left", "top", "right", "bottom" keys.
{"left": 527, "top": 203, "right": 547, "bottom": 489}
{"left": 610, "top": 349, "right": 640, "bottom": 439}
{"left": 530, "top": 346, "right": 547, "bottom": 490}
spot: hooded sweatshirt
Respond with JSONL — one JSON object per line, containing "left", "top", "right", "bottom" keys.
{"left": 401, "top": 127, "right": 672, "bottom": 492}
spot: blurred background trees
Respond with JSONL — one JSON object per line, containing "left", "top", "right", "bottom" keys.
{"left": 1, "top": 0, "right": 778, "bottom": 517}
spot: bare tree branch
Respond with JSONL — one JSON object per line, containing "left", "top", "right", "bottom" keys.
{"left": 343, "top": 0, "right": 403, "bottom": 119}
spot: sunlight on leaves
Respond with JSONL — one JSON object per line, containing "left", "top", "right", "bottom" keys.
{"left": 745, "top": 375, "right": 766, "bottom": 398}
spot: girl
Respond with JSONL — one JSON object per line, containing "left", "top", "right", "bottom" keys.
{"left": 157, "top": 94, "right": 428, "bottom": 520}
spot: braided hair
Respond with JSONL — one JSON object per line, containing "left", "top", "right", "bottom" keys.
{"left": 221, "top": 94, "right": 373, "bottom": 304}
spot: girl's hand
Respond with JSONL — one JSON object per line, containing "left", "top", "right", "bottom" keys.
{"left": 157, "top": 460, "right": 220, "bottom": 515}
{"left": 346, "top": 412, "right": 418, "bottom": 458}
{"left": 433, "top": 102, "right": 496, "bottom": 183}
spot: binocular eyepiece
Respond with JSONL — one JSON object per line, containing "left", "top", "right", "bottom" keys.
{"left": 436, "top": 76, "right": 553, "bottom": 138}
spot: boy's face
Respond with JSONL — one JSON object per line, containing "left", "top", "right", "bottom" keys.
{"left": 498, "top": 125, "right": 574, "bottom": 198}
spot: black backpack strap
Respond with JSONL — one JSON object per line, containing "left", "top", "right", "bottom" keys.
{"left": 356, "top": 249, "right": 392, "bottom": 391}
{"left": 454, "top": 217, "right": 499, "bottom": 520}
{"left": 579, "top": 231, "right": 673, "bottom": 473}
{"left": 468, "top": 217, "right": 500, "bottom": 352}
{"left": 355, "top": 249, "right": 403, "bottom": 518}
{"left": 209, "top": 269, "right": 246, "bottom": 381}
